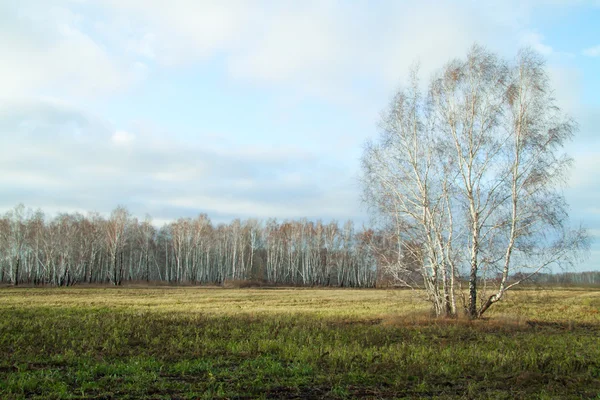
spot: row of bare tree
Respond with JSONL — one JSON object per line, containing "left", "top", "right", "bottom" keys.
{"left": 0, "top": 204, "right": 393, "bottom": 287}
{"left": 515, "top": 271, "right": 600, "bottom": 285}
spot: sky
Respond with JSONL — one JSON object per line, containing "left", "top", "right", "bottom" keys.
{"left": 0, "top": 0, "right": 599, "bottom": 270}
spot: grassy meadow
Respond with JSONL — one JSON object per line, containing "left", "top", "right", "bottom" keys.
{"left": 0, "top": 287, "right": 599, "bottom": 399}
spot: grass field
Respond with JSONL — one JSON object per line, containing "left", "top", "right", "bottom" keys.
{"left": 1, "top": 287, "right": 599, "bottom": 399}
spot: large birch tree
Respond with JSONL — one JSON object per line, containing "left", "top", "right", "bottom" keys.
{"left": 362, "top": 45, "right": 589, "bottom": 318}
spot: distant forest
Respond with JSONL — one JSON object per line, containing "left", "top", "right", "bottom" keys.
{"left": 0, "top": 204, "right": 382, "bottom": 287}
{"left": 514, "top": 271, "right": 600, "bottom": 286}
{"left": 1, "top": 204, "right": 597, "bottom": 287}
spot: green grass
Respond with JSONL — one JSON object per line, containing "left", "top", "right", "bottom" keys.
{"left": 1, "top": 287, "right": 599, "bottom": 399}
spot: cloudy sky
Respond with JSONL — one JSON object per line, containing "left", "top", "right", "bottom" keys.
{"left": 1, "top": 1, "right": 599, "bottom": 269}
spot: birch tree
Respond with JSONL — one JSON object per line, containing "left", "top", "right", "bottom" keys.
{"left": 1, "top": 205, "right": 29, "bottom": 285}
{"left": 362, "top": 45, "right": 589, "bottom": 318}
{"left": 105, "top": 206, "right": 130, "bottom": 285}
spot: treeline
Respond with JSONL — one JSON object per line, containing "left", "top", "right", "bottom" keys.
{"left": 0, "top": 204, "right": 388, "bottom": 287}
{"left": 512, "top": 271, "right": 600, "bottom": 286}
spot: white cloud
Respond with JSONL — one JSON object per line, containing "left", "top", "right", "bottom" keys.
{"left": 90, "top": 1, "right": 549, "bottom": 99}
{"left": 520, "top": 32, "right": 554, "bottom": 55}
{"left": 583, "top": 45, "right": 600, "bottom": 57}
{"left": 0, "top": 2, "right": 145, "bottom": 98}
{"left": 1, "top": 0, "right": 583, "bottom": 102}
{"left": 0, "top": 98, "right": 357, "bottom": 222}
{"left": 100, "top": 0, "right": 251, "bottom": 66}
{"left": 111, "top": 130, "right": 135, "bottom": 145}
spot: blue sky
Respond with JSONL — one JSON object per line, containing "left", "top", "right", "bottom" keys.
{"left": 0, "top": 0, "right": 599, "bottom": 270}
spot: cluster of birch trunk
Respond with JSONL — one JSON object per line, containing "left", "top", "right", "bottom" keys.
{"left": 0, "top": 204, "right": 382, "bottom": 287}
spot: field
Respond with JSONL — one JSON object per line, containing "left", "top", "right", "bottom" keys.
{"left": 1, "top": 287, "right": 599, "bottom": 399}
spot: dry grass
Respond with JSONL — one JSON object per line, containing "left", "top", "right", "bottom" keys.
{"left": 0, "top": 287, "right": 427, "bottom": 317}
{"left": 1, "top": 287, "right": 599, "bottom": 399}
{"left": 2, "top": 286, "right": 598, "bottom": 322}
